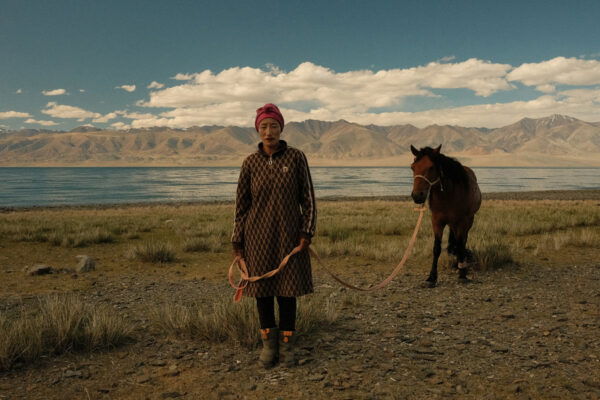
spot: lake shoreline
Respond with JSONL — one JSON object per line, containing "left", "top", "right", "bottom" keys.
{"left": 2, "top": 189, "right": 599, "bottom": 213}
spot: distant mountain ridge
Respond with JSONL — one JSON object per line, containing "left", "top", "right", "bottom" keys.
{"left": 1, "top": 114, "right": 599, "bottom": 166}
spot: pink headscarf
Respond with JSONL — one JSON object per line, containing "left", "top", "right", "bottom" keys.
{"left": 255, "top": 103, "right": 284, "bottom": 132}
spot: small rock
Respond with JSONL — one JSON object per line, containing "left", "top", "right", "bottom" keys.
{"left": 63, "top": 370, "right": 82, "bottom": 379}
{"left": 24, "top": 265, "right": 54, "bottom": 276}
{"left": 76, "top": 255, "right": 96, "bottom": 273}
{"left": 308, "top": 374, "right": 325, "bottom": 381}
{"left": 161, "top": 392, "right": 183, "bottom": 399}
{"left": 137, "top": 375, "right": 152, "bottom": 384}
{"left": 164, "top": 364, "right": 180, "bottom": 377}
{"left": 150, "top": 360, "right": 167, "bottom": 367}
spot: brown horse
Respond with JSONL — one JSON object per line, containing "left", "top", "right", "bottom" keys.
{"left": 410, "top": 145, "right": 481, "bottom": 287}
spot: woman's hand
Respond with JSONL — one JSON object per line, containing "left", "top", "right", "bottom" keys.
{"left": 233, "top": 249, "right": 244, "bottom": 259}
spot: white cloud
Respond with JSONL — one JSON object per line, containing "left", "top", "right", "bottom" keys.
{"left": 508, "top": 57, "right": 600, "bottom": 88}
{"left": 130, "top": 87, "right": 600, "bottom": 129}
{"left": 147, "top": 81, "right": 164, "bottom": 89}
{"left": 92, "top": 112, "right": 118, "bottom": 123}
{"left": 265, "top": 63, "right": 284, "bottom": 74}
{"left": 42, "top": 102, "right": 102, "bottom": 121}
{"left": 119, "top": 111, "right": 157, "bottom": 120}
{"left": 536, "top": 84, "right": 556, "bottom": 93}
{"left": 133, "top": 60, "right": 513, "bottom": 128}
{"left": 142, "top": 60, "right": 512, "bottom": 109}
{"left": 116, "top": 84, "right": 136, "bottom": 92}
{"left": 0, "top": 111, "right": 31, "bottom": 119}
{"left": 438, "top": 55, "right": 456, "bottom": 63}
{"left": 559, "top": 87, "right": 600, "bottom": 102}
{"left": 172, "top": 73, "right": 195, "bottom": 81}
{"left": 42, "top": 88, "right": 67, "bottom": 96}
{"left": 338, "top": 91, "right": 600, "bottom": 128}
{"left": 16, "top": 89, "right": 23, "bottom": 94}
{"left": 25, "top": 118, "right": 58, "bottom": 126}
{"left": 17, "top": 58, "right": 600, "bottom": 130}
{"left": 110, "top": 121, "right": 130, "bottom": 130}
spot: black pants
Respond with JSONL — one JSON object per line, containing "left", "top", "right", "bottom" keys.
{"left": 256, "top": 296, "right": 296, "bottom": 331}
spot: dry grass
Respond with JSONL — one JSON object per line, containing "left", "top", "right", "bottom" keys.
{"left": 1, "top": 199, "right": 597, "bottom": 270}
{"left": 126, "top": 240, "right": 177, "bottom": 263}
{"left": 0, "top": 295, "right": 134, "bottom": 371}
{"left": 182, "top": 236, "right": 224, "bottom": 253}
{"left": 315, "top": 199, "right": 600, "bottom": 269}
{"left": 149, "top": 292, "right": 339, "bottom": 348}
{"left": 1, "top": 197, "right": 599, "bottom": 371}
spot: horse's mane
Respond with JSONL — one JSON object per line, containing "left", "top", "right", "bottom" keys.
{"left": 416, "top": 147, "right": 470, "bottom": 189}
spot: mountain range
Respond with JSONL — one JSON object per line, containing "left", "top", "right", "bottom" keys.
{"left": 1, "top": 114, "right": 599, "bottom": 166}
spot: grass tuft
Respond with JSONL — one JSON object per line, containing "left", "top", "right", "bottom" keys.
{"left": 0, "top": 295, "right": 134, "bottom": 371}
{"left": 150, "top": 293, "right": 338, "bottom": 348}
{"left": 182, "top": 236, "right": 223, "bottom": 253}
{"left": 126, "top": 240, "right": 176, "bottom": 263}
{"left": 470, "top": 237, "right": 515, "bottom": 269}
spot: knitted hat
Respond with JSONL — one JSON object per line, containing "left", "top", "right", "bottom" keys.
{"left": 255, "top": 103, "right": 284, "bottom": 132}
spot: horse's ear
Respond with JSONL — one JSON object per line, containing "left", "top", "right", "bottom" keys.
{"left": 433, "top": 144, "right": 442, "bottom": 154}
{"left": 410, "top": 145, "right": 419, "bottom": 156}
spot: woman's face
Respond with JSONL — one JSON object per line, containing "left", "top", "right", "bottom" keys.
{"left": 258, "top": 118, "right": 282, "bottom": 147}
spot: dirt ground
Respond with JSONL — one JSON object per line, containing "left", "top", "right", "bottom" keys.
{"left": 0, "top": 192, "right": 599, "bottom": 400}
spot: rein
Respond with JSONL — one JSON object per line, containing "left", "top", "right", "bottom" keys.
{"left": 228, "top": 176, "right": 434, "bottom": 301}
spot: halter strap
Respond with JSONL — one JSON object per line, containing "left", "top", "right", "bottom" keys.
{"left": 413, "top": 174, "right": 440, "bottom": 187}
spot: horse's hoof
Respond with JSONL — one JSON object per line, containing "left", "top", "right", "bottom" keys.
{"left": 422, "top": 280, "right": 437, "bottom": 288}
{"left": 458, "top": 277, "right": 471, "bottom": 284}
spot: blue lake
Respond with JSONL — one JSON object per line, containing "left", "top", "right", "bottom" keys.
{"left": 0, "top": 167, "right": 599, "bottom": 207}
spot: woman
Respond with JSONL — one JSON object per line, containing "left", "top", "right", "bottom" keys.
{"left": 231, "top": 103, "right": 317, "bottom": 368}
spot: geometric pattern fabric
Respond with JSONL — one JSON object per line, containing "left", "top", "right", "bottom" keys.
{"left": 232, "top": 140, "right": 317, "bottom": 297}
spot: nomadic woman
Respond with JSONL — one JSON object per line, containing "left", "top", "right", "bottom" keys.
{"left": 231, "top": 103, "right": 317, "bottom": 368}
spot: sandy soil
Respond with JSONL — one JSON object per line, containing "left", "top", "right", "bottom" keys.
{"left": 0, "top": 191, "right": 599, "bottom": 400}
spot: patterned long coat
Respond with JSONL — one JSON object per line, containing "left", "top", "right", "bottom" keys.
{"left": 231, "top": 140, "right": 317, "bottom": 297}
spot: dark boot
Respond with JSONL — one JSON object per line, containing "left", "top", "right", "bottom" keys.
{"left": 279, "top": 330, "right": 296, "bottom": 367}
{"left": 258, "top": 328, "right": 279, "bottom": 368}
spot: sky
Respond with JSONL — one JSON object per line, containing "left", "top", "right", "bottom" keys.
{"left": 1, "top": 0, "right": 600, "bottom": 131}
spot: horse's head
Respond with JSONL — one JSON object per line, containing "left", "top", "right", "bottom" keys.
{"left": 410, "top": 144, "right": 442, "bottom": 204}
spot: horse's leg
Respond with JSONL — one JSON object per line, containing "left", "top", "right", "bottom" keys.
{"left": 447, "top": 229, "right": 457, "bottom": 256}
{"left": 426, "top": 219, "right": 445, "bottom": 287}
{"left": 456, "top": 216, "right": 475, "bottom": 282}
{"left": 448, "top": 228, "right": 459, "bottom": 269}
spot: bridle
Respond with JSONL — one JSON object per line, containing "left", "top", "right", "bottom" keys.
{"left": 413, "top": 172, "right": 444, "bottom": 200}
{"left": 413, "top": 174, "right": 440, "bottom": 187}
